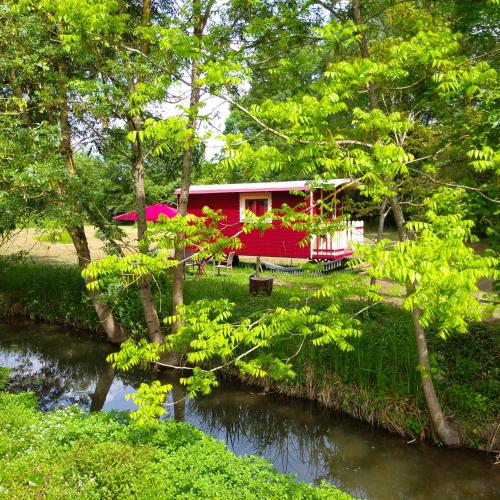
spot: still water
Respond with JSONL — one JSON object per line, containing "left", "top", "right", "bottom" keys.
{"left": 0, "top": 320, "right": 498, "bottom": 499}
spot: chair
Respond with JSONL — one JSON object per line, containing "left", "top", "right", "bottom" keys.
{"left": 184, "top": 248, "right": 197, "bottom": 277}
{"left": 214, "top": 252, "right": 235, "bottom": 275}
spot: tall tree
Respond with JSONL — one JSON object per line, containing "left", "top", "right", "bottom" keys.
{"left": 0, "top": 0, "right": 128, "bottom": 343}
{"left": 216, "top": 0, "right": 498, "bottom": 444}
{"left": 127, "top": 0, "right": 167, "bottom": 345}
{"left": 171, "top": 0, "right": 215, "bottom": 333}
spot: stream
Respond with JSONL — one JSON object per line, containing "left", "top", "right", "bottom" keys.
{"left": 0, "top": 320, "right": 498, "bottom": 499}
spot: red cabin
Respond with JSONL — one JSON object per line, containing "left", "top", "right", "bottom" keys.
{"left": 174, "top": 179, "right": 363, "bottom": 261}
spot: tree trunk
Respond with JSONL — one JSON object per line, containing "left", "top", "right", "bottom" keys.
{"left": 125, "top": 0, "right": 167, "bottom": 347}
{"left": 389, "top": 196, "right": 408, "bottom": 241}
{"left": 352, "top": 0, "right": 379, "bottom": 110}
{"left": 67, "top": 225, "right": 128, "bottom": 344}
{"left": 58, "top": 61, "right": 127, "bottom": 344}
{"left": 350, "top": 1, "right": 458, "bottom": 445}
{"left": 129, "top": 114, "right": 166, "bottom": 346}
{"left": 370, "top": 197, "right": 389, "bottom": 286}
{"left": 172, "top": 136, "right": 195, "bottom": 331}
{"left": 411, "top": 307, "right": 460, "bottom": 446}
{"left": 138, "top": 279, "right": 165, "bottom": 344}
{"left": 172, "top": 0, "right": 205, "bottom": 333}
{"left": 390, "top": 196, "right": 460, "bottom": 446}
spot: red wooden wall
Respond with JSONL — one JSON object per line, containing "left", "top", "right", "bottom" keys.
{"left": 185, "top": 190, "right": 342, "bottom": 259}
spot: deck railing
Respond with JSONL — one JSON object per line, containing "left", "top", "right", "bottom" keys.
{"left": 310, "top": 220, "right": 364, "bottom": 259}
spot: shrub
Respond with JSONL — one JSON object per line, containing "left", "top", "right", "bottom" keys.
{"left": 0, "top": 392, "right": 351, "bottom": 499}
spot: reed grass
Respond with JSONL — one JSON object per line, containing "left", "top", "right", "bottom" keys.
{"left": 0, "top": 261, "right": 98, "bottom": 329}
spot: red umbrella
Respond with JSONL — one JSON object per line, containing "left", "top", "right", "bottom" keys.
{"left": 113, "top": 204, "right": 178, "bottom": 222}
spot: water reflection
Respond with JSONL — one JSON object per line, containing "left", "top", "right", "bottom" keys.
{"left": 1, "top": 320, "right": 499, "bottom": 499}
{"left": 186, "top": 385, "right": 500, "bottom": 499}
{"left": 90, "top": 361, "right": 115, "bottom": 412}
{"left": 157, "top": 371, "right": 187, "bottom": 422}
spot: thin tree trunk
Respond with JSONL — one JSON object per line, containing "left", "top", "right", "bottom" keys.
{"left": 390, "top": 196, "right": 460, "bottom": 446}
{"left": 58, "top": 62, "right": 127, "bottom": 344}
{"left": 67, "top": 226, "right": 128, "bottom": 343}
{"left": 171, "top": 113, "right": 196, "bottom": 331}
{"left": 172, "top": 0, "right": 206, "bottom": 333}
{"left": 370, "top": 197, "right": 389, "bottom": 285}
{"left": 352, "top": 0, "right": 379, "bottom": 110}
{"left": 376, "top": 198, "right": 389, "bottom": 241}
{"left": 125, "top": 0, "right": 167, "bottom": 346}
{"left": 411, "top": 308, "right": 460, "bottom": 445}
{"left": 128, "top": 113, "right": 166, "bottom": 346}
{"left": 389, "top": 196, "right": 408, "bottom": 241}
{"left": 351, "top": 0, "right": 459, "bottom": 445}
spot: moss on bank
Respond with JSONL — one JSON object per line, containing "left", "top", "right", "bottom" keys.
{"left": 0, "top": 261, "right": 498, "bottom": 449}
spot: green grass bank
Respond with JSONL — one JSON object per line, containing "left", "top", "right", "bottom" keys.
{"left": 0, "top": 369, "right": 349, "bottom": 499}
{"left": 0, "top": 260, "right": 498, "bottom": 449}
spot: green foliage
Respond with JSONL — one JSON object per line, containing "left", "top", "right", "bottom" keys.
{"left": 82, "top": 253, "right": 178, "bottom": 292}
{"left": 0, "top": 391, "right": 350, "bottom": 499}
{"left": 0, "top": 367, "right": 11, "bottom": 391}
{"left": 163, "top": 281, "right": 367, "bottom": 382}
{"left": 180, "top": 368, "right": 219, "bottom": 397}
{"left": 105, "top": 274, "right": 373, "bottom": 414}
{"left": 148, "top": 208, "right": 244, "bottom": 260}
{"left": 223, "top": 1, "right": 499, "bottom": 246}
{"left": 107, "top": 339, "right": 165, "bottom": 370}
{"left": 83, "top": 210, "right": 247, "bottom": 299}
{"left": 358, "top": 190, "right": 498, "bottom": 337}
{"left": 1, "top": 0, "right": 497, "bottom": 446}
{"left": 467, "top": 147, "right": 500, "bottom": 174}
{"left": 126, "top": 381, "right": 173, "bottom": 424}
{"left": 1, "top": 261, "right": 498, "bottom": 433}
{"left": 34, "top": 220, "right": 73, "bottom": 244}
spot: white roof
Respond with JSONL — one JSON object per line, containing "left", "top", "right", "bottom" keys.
{"left": 174, "top": 179, "right": 352, "bottom": 195}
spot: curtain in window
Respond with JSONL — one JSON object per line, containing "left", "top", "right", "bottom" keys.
{"left": 246, "top": 199, "right": 268, "bottom": 216}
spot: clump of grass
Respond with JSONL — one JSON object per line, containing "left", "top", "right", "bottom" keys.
{"left": 242, "top": 364, "right": 428, "bottom": 439}
{"left": 0, "top": 261, "right": 98, "bottom": 329}
{"left": 34, "top": 230, "right": 73, "bottom": 244}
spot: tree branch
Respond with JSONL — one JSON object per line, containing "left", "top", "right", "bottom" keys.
{"left": 407, "top": 166, "right": 500, "bottom": 204}
{"left": 218, "top": 93, "right": 373, "bottom": 148}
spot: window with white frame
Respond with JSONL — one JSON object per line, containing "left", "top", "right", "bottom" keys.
{"left": 239, "top": 192, "right": 272, "bottom": 222}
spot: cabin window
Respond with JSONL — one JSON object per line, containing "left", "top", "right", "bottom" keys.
{"left": 240, "top": 193, "right": 272, "bottom": 221}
